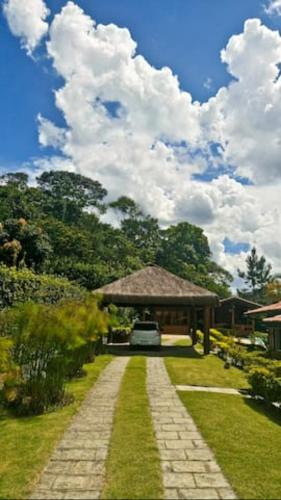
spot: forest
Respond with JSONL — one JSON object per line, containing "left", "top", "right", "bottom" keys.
{"left": 0, "top": 170, "right": 233, "bottom": 298}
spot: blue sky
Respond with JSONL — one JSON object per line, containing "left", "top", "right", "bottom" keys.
{"left": 0, "top": 0, "right": 279, "bottom": 167}
{"left": 1, "top": 0, "right": 281, "bottom": 277}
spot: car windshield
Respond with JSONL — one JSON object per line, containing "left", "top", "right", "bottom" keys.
{"left": 134, "top": 322, "right": 157, "bottom": 331}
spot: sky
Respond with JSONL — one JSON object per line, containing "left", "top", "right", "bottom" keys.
{"left": 1, "top": 0, "right": 281, "bottom": 283}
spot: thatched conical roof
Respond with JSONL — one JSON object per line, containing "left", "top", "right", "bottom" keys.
{"left": 94, "top": 265, "right": 218, "bottom": 306}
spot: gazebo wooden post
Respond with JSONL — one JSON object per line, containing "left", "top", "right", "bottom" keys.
{"left": 203, "top": 306, "right": 211, "bottom": 355}
{"left": 191, "top": 306, "right": 197, "bottom": 346}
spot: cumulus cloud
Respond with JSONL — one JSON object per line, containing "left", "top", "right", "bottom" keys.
{"left": 3, "top": 0, "right": 50, "bottom": 55}
{"left": 264, "top": 0, "right": 281, "bottom": 16}
{"left": 201, "top": 19, "right": 281, "bottom": 184}
{"left": 13, "top": 2, "right": 281, "bottom": 278}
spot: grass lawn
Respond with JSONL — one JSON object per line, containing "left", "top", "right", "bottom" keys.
{"left": 102, "top": 356, "right": 163, "bottom": 500}
{"left": 0, "top": 355, "right": 112, "bottom": 500}
{"left": 165, "top": 348, "right": 249, "bottom": 389}
{"left": 180, "top": 392, "right": 281, "bottom": 499}
{"left": 173, "top": 338, "right": 192, "bottom": 347}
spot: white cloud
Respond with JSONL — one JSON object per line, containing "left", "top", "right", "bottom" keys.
{"left": 264, "top": 0, "right": 281, "bottom": 16}
{"left": 201, "top": 19, "right": 281, "bottom": 184}
{"left": 13, "top": 3, "right": 281, "bottom": 280}
{"left": 3, "top": 0, "right": 49, "bottom": 55}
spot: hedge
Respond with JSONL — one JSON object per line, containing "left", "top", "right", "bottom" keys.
{"left": 0, "top": 265, "right": 84, "bottom": 309}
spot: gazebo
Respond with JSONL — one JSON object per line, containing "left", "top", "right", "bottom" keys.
{"left": 94, "top": 265, "right": 218, "bottom": 354}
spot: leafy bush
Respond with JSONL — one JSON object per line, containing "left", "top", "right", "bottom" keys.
{"left": 248, "top": 367, "right": 281, "bottom": 403}
{"left": 1, "top": 297, "right": 109, "bottom": 414}
{"left": 108, "top": 327, "right": 131, "bottom": 344}
{"left": 0, "top": 265, "right": 84, "bottom": 309}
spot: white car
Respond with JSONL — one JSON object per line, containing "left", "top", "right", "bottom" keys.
{"left": 130, "top": 321, "right": 161, "bottom": 349}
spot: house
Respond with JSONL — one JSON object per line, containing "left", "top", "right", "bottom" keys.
{"left": 214, "top": 296, "right": 261, "bottom": 336}
{"left": 263, "top": 314, "right": 281, "bottom": 352}
{"left": 246, "top": 301, "right": 281, "bottom": 353}
{"left": 94, "top": 265, "right": 218, "bottom": 354}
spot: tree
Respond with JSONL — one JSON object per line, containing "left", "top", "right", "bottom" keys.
{"left": 110, "top": 196, "right": 142, "bottom": 219}
{"left": 237, "top": 247, "right": 273, "bottom": 302}
{"left": 111, "top": 196, "right": 161, "bottom": 263}
{"left": 157, "top": 222, "right": 211, "bottom": 274}
{"left": 0, "top": 219, "right": 52, "bottom": 271}
{"left": 37, "top": 171, "right": 108, "bottom": 222}
{"left": 0, "top": 172, "right": 28, "bottom": 190}
{"left": 265, "top": 278, "right": 281, "bottom": 303}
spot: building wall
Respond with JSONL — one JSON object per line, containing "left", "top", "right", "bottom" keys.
{"left": 269, "top": 328, "right": 281, "bottom": 351}
{"left": 154, "top": 307, "right": 191, "bottom": 335}
{"left": 214, "top": 300, "right": 255, "bottom": 336}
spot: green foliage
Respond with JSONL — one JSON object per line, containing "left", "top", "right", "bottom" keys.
{"left": 210, "top": 328, "right": 281, "bottom": 402}
{"left": 238, "top": 247, "right": 273, "bottom": 303}
{"left": 156, "top": 222, "right": 232, "bottom": 297}
{"left": 37, "top": 170, "right": 107, "bottom": 221}
{"left": 0, "top": 171, "right": 234, "bottom": 295}
{"left": 0, "top": 337, "right": 13, "bottom": 373}
{"left": 248, "top": 367, "right": 281, "bottom": 403}
{"left": 0, "top": 264, "right": 83, "bottom": 309}
{"left": 1, "top": 297, "right": 109, "bottom": 415}
{"left": 0, "top": 218, "right": 52, "bottom": 271}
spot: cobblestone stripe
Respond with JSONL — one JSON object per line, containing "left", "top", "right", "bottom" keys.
{"left": 147, "top": 357, "right": 237, "bottom": 500}
{"left": 31, "top": 356, "right": 129, "bottom": 500}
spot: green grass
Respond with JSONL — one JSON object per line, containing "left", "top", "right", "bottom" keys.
{"left": 0, "top": 355, "right": 112, "bottom": 500}
{"left": 173, "top": 338, "right": 192, "bottom": 347}
{"left": 102, "top": 357, "right": 163, "bottom": 500}
{"left": 179, "top": 392, "right": 281, "bottom": 499}
{"left": 165, "top": 348, "right": 249, "bottom": 389}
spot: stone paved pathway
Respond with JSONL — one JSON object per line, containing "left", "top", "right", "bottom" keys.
{"left": 147, "top": 357, "right": 236, "bottom": 500}
{"left": 31, "top": 356, "right": 129, "bottom": 500}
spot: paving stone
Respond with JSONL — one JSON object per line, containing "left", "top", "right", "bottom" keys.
{"left": 30, "top": 490, "right": 65, "bottom": 499}
{"left": 179, "top": 432, "right": 201, "bottom": 440}
{"left": 59, "top": 439, "right": 109, "bottom": 449}
{"left": 74, "top": 461, "right": 104, "bottom": 475}
{"left": 205, "top": 462, "right": 221, "bottom": 473}
{"left": 147, "top": 357, "right": 236, "bottom": 500}
{"left": 194, "top": 473, "right": 230, "bottom": 488}
{"left": 31, "top": 357, "right": 129, "bottom": 500}
{"left": 156, "top": 431, "right": 179, "bottom": 440}
{"left": 218, "top": 487, "right": 237, "bottom": 499}
{"left": 165, "top": 488, "right": 180, "bottom": 499}
{"left": 65, "top": 431, "right": 111, "bottom": 440}
{"left": 63, "top": 491, "right": 100, "bottom": 500}
{"left": 193, "top": 439, "right": 208, "bottom": 449}
{"left": 170, "top": 461, "right": 207, "bottom": 473}
{"left": 37, "top": 474, "right": 56, "bottom": 490}
{"left": 185, "top": 449, "right": 214, "bottom": 461}
{"left": 178, "top": 488, "right": 220, "bottom": 499}
{"left": 52, "top": 475, "right": 95, "bottom": 491}
{"left": 163, "top": 472, "right": 196, "bottom": 488}
{"left": 45, "top": 461, "right": 75, "bottom": 475}
{"left": 165, "top": 439, "right": 195, "bottom": 449}
{"left": 51, "top": 449, "right": 97, "bottom": 461}
{"left": 160, "top": 449, "right": 187, "bottom": 461}
{"left": 173, "top": 417, "right": 194, "bottom": 424}
{"left": 96, "top": 449, "right": 108, "bottom": 460}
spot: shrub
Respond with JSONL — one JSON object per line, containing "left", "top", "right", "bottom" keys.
{"left": 196, "top": 330, "right": 204, "bottom": 344}
{"left": 248, "top": 367, "right": 281, "bottom": 403}
{"left": 1, "top": 296, "right": 109, "bottom": 414}
{"left": 0, "top": 265, "right": 84, "bottom": 309}
{"left": 108, "top": 327, "right": 131, "bottom": 344}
